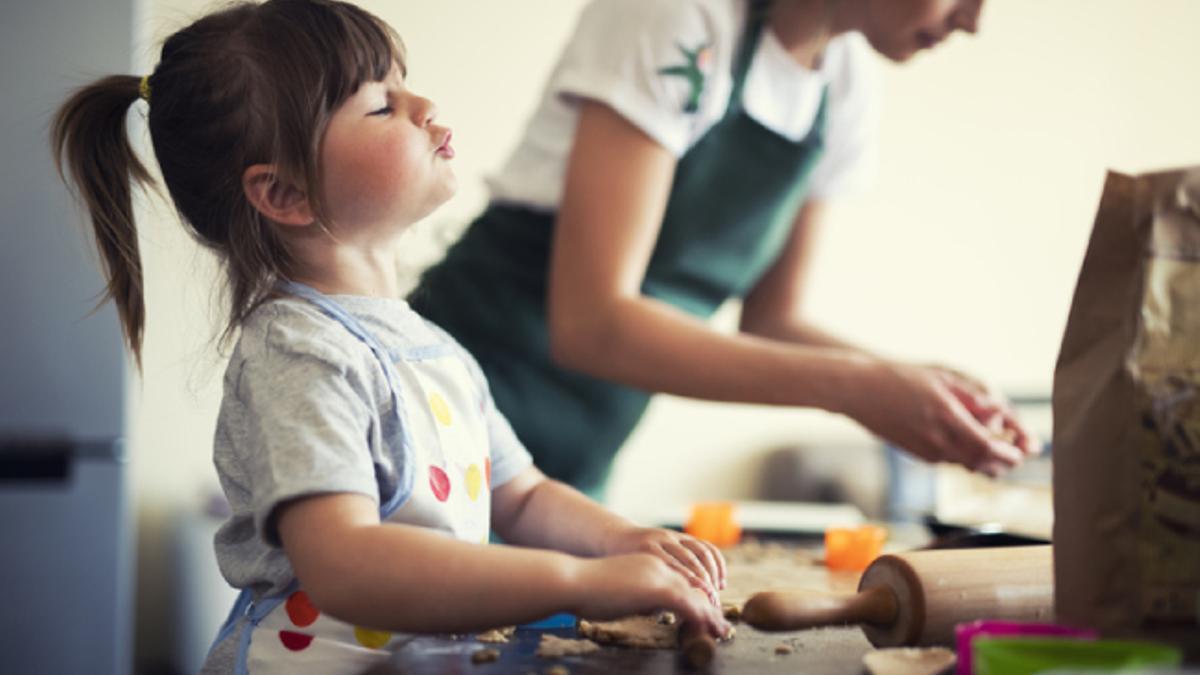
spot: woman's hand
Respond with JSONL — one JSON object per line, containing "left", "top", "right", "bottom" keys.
{"left": 571, "top": 553, "right": 731, "bottom": 638}
{"left": 603, "top": 526, "right": 727, "bottom": 603}
{"left": 843, "top": 358, "right": 1033, "bottom": 476}
{"left": 929, "top": 365, "right": 1042, "bottom": 459}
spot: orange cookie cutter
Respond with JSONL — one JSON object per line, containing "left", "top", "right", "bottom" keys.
{"left": 684, "top": 501, "right": 742, "bottom": 548}
{"left": 824, "top": 524, "right": 887, "bottom": 571}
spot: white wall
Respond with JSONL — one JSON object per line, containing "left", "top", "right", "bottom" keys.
{"left": 124, "top": 0, "right": 1200, "bottom": 669}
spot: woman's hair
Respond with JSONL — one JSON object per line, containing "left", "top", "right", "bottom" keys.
{"left": 52, "top": 0, "right": 405, "bottom": 363}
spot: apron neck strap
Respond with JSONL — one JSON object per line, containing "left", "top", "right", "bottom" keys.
{"left": 729, "top": 0, "right": 771, "bottom": 110}
{"left": 273, "top": 280, "right": 402, "bottom": 393}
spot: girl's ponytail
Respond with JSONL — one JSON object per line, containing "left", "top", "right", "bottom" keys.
{"left": 52, "top": 74, "right": 154, "bottom": 364}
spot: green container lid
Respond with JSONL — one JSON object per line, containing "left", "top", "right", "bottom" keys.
{"left": 974, "top": 637, "right": 1183, "bottom": 675}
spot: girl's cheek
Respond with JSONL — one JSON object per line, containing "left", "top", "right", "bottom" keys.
{"left": 373, "top": 134, "right": 416, "bottom": 177}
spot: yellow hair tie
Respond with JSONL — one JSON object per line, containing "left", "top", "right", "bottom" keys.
{"left": 138, "top": 75, "right": 151, "bottom": 102}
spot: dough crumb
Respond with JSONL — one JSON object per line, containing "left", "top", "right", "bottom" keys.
{"left": 578, "top": 616, "right": 676, "bottom": 649}
{"left": 774, "top": 643, "right": 794, "bottom": 655}
{"left": 471, "top": 648, "right": 500, "bottom": 664}
{"left": 721, "top": 603, "right": 742, "bottom": 622}
{"left": 656, "top": 611, "right": 677, "bottom": 625}
{"left": 476, "top": 626, "right": 516, "bottom": 644}
{"left": 535, "top": 634, "right": 601, "bottom": 658}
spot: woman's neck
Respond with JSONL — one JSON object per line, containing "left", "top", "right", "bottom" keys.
{"left": 767, "top": 0, "right": 862, "bottom": 69}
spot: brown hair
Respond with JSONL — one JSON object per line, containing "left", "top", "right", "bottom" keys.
{"left": 51, "top": 0, "right": 405, "bottom": 363}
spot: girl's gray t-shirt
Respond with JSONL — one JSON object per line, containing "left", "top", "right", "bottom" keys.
{"left": 210, "top": 295, "right": 533, "bottom": 599}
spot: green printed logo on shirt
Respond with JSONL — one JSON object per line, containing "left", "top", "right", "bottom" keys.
{"left": 659, "top": 42, "right": 712, "bottom": 114}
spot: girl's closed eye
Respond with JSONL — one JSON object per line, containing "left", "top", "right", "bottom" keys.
{"left": 367, "top": 96, "right": 396, "bottom": 115}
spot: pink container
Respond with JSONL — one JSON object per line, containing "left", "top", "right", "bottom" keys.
{"left": 955, "top": 620, "right": 1098, "bottom": 675}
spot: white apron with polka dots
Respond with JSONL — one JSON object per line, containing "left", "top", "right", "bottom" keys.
{"left": 231, "top": 285, "right": 495, "bottom": 674}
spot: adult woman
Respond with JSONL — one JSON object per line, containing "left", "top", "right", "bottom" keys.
{"left": 412, "top": 0, "right": 1035, "bottom": 496}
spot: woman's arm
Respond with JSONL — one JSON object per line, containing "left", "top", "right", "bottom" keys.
{"left": 548, "top": 100, "right": 869, "bottom": 409}
{"left": 739, "top": 200, "right": 863, "bottom": 350}
{"left": 548, "top": 101, "right": 1029, "bottom": 472}
{"left": 277, "top": 493, "right": 730, "bottom": 635}
{"left": 491, "top": 467, "right": 726, "bottom": 596}
{"left": 740, "top": 198, "right": 1040, "bottom": 461}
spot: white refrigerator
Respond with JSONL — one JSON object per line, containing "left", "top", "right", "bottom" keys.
{"left": 0, "top": 1, "right": 136, "bottom": 673}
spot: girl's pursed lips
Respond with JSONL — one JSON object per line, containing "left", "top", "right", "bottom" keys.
{"left": 435, "top": 129, "right": 455, "bottom": 158}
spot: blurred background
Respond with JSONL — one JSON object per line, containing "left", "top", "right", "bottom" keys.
{"left": 3, "top": 1, "right": 1200, "bottom": 673}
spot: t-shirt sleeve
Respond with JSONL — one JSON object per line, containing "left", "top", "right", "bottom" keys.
{"left": 808, "top": 33, "right": 881, "bottom": 199}
{"left": 554, "top": 0, "right": 721, "bottom": 155}
{"left": 480, "top": 390, "right": 535, "bottom": 489}
{"left": 231, "top": 313, "right": 383, "bottom": 547}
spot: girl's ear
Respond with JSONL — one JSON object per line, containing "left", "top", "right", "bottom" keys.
{"left": 242, "top": 164, "right": 315, "bottom": 226}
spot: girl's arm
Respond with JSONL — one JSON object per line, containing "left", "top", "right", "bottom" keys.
{"left": 491, "top": 466, "right": 726, "bottom": 597}
{"left": 548, "top": 101, "right": 1029, "bottom": 473}
{"left": 277, "top": 492, "right": 730, "bottom": 636}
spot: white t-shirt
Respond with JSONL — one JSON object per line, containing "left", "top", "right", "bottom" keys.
{"left": 488, "top": 0, "right": 880, "bottom": 210}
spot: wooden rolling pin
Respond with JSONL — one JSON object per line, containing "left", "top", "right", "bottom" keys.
{"left": 742, "top": 545, "right": 1053, "bottom": 647}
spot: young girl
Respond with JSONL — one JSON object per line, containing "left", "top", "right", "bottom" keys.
{"left": 51, "top": 1, "right": 729, "bottom": 672}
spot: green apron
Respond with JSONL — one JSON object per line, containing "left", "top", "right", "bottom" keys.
{"left": 411, "top": 2, "right": 829, "bottom": 496}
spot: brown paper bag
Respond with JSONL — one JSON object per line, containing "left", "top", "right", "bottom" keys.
{"left": 1053, "top": 167, "right": 1200, "bottom": 654}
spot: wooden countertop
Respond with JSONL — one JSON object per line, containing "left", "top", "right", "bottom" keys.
{"left": 364, "top": 540, "right": 878, "bottom": 674}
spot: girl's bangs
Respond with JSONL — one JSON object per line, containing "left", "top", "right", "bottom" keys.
{"left": 318, "top": 3, "right": 406, "bottom": 109}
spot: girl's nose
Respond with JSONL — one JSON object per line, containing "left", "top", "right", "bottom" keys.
{"left": 413, "top": 97, "right": 438, "bottom": 126}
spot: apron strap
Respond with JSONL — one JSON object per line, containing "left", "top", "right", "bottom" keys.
{"left": 206, "top": 586, "right": 253, "bottom": 662}
{"left": 276, "top": 281, "right": 397, "bottom": 376}
{"left": 276, "top": 280, "right": 420, "bottom": 517}
{"left": 729, "top": 0, "right": 771, "bottom": 112}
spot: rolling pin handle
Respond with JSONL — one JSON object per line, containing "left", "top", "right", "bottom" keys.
{"left": 850, "top": 585, "right": 899, "bottom": 626}
{"left": 742, "top": 585, "right": 900, "bottom": 631}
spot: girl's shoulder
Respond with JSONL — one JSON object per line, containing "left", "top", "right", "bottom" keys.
{"left": 237, "top": 295, "right": 465, "bottom": 371}
{"left": 231, "top": 297, "right": 376, "bottom": 372}
{"left": 218, "top": 298, "right": 386, "bottom": 408}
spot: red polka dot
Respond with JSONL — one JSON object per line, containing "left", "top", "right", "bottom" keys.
{"left": 485, "top": 458, "right": 492, "bottom": 488}
{"left": 279, "top": 630, "right": 313, "bottom": 651}
{"left": 430, "top": 465, "right": 451, "bottom": 502}
{"left": 285, "top": 590, "right": 319, "bottom": 627}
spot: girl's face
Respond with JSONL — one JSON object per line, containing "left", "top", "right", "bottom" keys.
{"left": 319, "top": 62, "right": 457, "bottom": 240}
{"left": 857, "top": 0, "right": 984, "bottom": 62}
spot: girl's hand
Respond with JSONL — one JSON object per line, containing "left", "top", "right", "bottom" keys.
{"left": 572, "top": 553, "right": 731, "bottom": 638}
{"left": 844, "top": 359, "right": 1030, "bottom": 477}
{"left": 604, "top": 526, "right": 727, "bottom": 602}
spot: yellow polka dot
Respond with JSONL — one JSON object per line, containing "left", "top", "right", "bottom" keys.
{"left": 354, "top": 626, "right": 391, "bottom": 649}
{"left": 465, "top": 464, "right": 482, "bottom": 501}
{"left": 429, "top": 392, "right": 452, "bottom": 426}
